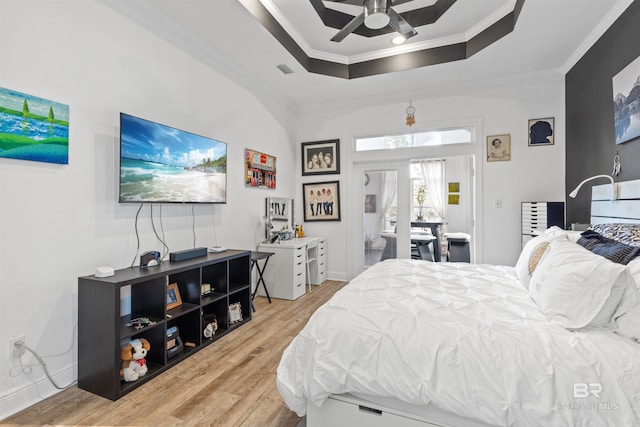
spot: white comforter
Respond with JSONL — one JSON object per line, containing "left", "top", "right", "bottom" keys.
{"left": 277, "top": 259, "right": 640, "bottom": 426}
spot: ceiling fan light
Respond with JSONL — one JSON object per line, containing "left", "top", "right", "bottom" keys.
{"left": 364, "top": 0, "right": 390, "bottom": 29}
{"left": 364, "top": 12, "right": 390, "bottom": 29}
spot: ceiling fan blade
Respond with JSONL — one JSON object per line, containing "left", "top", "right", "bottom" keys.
{"left": 388, "top": 8, "right": 417, "bottom": 39}
{"left": 391, "top": 0, "right": 415, "bottom": 5}
{"left": 331, "top": 12, "right": 365, "bottom": 42}
{"left": 327, "top": 0, "right": 365, "bottom": 5}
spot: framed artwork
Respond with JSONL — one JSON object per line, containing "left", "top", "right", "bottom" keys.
{"left": 364, "top": 194, "right": 376, "bottom": 213}
{"left": 302, "top": 181, "right": 341, "bottom": 221}
{"left": 0, "top": 86, "right": 69, "bottom": 164}
{"left": 166, "top": 283, "right": 182, "bottom": 310}
{"left": 528, "top": 118, "right": 554, "bottom": 146}
{"left": 613, "top": 55, "right": 640, "bottom": 144}
{"left": 301, "top": 139, "right": 340, "bottom": 176}
{"left": 229, "top": 302, "right": 243, "bottom": 324}
{"left": 448, "top": 181, "right": 460, "bottom": 205}
{"left": 245, "top": 148, "right": 276, "bottom": 189}
{"left": 486, "top": 134, "right": 511, "bottom": 161}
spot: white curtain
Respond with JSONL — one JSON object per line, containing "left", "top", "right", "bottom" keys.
{"left": 420, "top": 160, "right": 446, "bottom": 220}
{"left": 380, "top": 171, "right": 397, "bottom": 232}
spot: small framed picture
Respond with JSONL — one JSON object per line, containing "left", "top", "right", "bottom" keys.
{"left": 364, "top": 194, "right": 376, "bottom": 213}
{"left": 166, "top": 283, "right": 182, "bottom": 310}
{"left": 528, "top": 118, "right": 554, "bottom": 146}
{"left": 302, "top": 181, "right": 341, "bottom": 222}
{"left": 486, "top": 134, "right": 511, "bottom": 162}
{"left": 201, "top": 283, "right": 212, "bottom": 296}
{"left": 229, "top": 302, "right": 243, "bottom": 324}
{"left": 301, "top": 139, "right": 340, "bottom": 176}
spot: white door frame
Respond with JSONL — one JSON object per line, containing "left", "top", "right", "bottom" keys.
{"left": 352, "top": 161, "right": 411, "bottom": 275}
{"left": 348, "top": 154, "right": 482, "bottom": 279}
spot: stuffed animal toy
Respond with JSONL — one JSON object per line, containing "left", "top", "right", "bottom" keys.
{"left": 120, "top": 338, "right": 150, "bottom": 382}
{"left": 203, "top": 313, "right": 218, "bottom": 339}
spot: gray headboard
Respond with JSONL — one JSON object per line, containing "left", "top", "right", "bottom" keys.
{"left": 591, "top": 179, "right": 640, "bottom": 224}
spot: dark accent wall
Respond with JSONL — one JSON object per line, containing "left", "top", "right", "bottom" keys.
{"left": 566, "top": 1, "right": 640, "bottom": 224}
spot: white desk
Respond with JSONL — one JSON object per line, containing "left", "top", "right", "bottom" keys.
{"left": 257, "top": 237, "right": 326, "bottom": 300}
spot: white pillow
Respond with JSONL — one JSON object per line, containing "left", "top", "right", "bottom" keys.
{"left": 565, "top": 230, "right": 583, "bottom": 243}
{"left": 529, "top": 239, "right": 633, "bottom": 329}
{"left": 615, "top": 305, "right": 640, "bottom": 341}
{"left": 627, "top": 258, "right": 640, "bottom": 288}
{"left": 612, "top": 275, "right": 640, "bottom": 341}
{"left": 515, "top": 231, "right": 568, "bottom": 289}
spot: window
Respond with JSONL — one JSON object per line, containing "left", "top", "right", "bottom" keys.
{"left": 355, "top": 127, "right": 473, "bottom": 152}
{"left": 411, "top": 160, "right": 445, "bottom": 222}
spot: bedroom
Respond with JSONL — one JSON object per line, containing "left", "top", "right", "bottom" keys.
{"left": 1, "top": 0, "right": 640, "bottom": 424}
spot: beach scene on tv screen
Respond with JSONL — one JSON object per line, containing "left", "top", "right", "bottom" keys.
{"left": 120, "top": 115, "right": 227, "bottom": 203}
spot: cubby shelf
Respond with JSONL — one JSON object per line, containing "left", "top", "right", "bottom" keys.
{"left": 78, "top": 249, "right": 251, "bottom": 401}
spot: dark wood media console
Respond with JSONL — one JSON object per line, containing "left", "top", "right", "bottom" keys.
{"left": 78, "top": 250, "right": 251, "bottom": 400}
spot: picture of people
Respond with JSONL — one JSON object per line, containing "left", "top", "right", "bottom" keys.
{"left": 528, "top": 118, "right": 554, "bottom": 146}
{"left": 486, "top": 134, "right": 511, "bottom": 162}
{"left": 302, "top": 181, "right": 341, "bottom": 221}
{"left": 301, "top": 139, "right": 340, "bottom": 175}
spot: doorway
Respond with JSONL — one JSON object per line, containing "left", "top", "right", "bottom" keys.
{"left": 353, "top": 155, "right": 475, "bottom": 274}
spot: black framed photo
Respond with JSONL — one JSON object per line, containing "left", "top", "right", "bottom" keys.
{"left": 302, "top": 181, "right": 341, "bottom": 222}
{"left": 301, "top": 139, "right": 340, "bottom": 176}
{"left": 528, "top": 118, "right": 554, "bottom": 146}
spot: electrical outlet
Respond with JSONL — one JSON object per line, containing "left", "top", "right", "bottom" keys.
{"left": 10, "top": 335, "right": 25, "bottom": 357}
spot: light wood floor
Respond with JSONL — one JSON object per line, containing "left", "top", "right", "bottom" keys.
{"left": 1, "top": 280, "right": 347, "bottom": 427}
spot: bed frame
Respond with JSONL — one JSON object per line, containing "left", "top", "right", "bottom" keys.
{"left": 591, "top": 178, "right": 640, "bottom": 223}
{"left": 304, "top": 178, "right": 640, "bottom": 427}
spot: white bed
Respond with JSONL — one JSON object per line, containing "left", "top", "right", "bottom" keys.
{"left": 277, "top": 179, "right": 640, "bottom": 427}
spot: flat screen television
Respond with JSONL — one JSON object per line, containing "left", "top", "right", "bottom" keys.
{"left": 119, "top": 113, "right": 227, "bottom": 204}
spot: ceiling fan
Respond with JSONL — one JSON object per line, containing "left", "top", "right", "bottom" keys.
{"left": 327, "top": 0, "right": 418, "bottom": 42}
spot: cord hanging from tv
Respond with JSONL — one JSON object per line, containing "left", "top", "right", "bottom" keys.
{"left": 119, "top": 113, "right": 227, "bottom": 204}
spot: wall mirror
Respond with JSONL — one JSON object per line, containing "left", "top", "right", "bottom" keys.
{"left": 265, "top": 197, "right": 294, "bottom": 239}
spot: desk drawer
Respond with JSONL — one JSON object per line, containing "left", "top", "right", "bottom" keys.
{"left": 293, "top": 274, "right": 306, "bottom": 299}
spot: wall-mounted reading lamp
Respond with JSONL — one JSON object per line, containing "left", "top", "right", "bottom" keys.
{"left": 569, "top": 174, "right": 618, "bottom": 200}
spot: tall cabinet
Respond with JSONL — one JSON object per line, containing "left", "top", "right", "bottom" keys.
{"left": 521, "top": 202, "right": 565, "bottom": 247}
{"left": 78, "top": 250, "right": 251, "bottom": 401}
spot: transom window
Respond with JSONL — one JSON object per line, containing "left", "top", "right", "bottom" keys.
{"left": 355, "top": 127, "right": 473, "bottom": 152}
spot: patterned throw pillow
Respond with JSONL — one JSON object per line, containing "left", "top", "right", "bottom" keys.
{"left": 589, "top": 223, "right": 640, "bottom": 247}
{"left": 577, "top": 229, "right": 640, "bottom": 265}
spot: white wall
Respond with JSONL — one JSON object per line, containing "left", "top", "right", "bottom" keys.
{"left": 443, "top": 155, "right": 472, "bottom": 236}
{"left": 297, "top": 73, "right": 566, "bottom": 278}
{"left": 0, "top": 0, "right": 296, "bottom": 417}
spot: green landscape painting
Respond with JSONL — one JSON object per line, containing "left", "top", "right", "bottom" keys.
{"left": 0, "top": 87, "right": 69, "bottom": 164}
